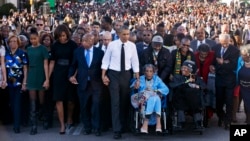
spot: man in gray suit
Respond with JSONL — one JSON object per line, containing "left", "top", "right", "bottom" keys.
{"left": 242, "top": 19, "right": 250, "bottom": 45}
{"left": 190, "top": 27, "right": 216, "bottom": 52}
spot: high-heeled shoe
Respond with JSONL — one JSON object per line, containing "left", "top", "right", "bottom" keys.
{"left": 140, "top": 128, "right": 148, "bottom": 134}
{"left": 59, "top": 126, "right": 66, "bottom": 135}
{"left": 156, "top": 128, "right": 162, "bottom": 133}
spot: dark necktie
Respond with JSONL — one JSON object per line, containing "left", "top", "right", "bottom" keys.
{"left": 221, "top": 48, "right": 225, "bottom": 58}
{"left": 121, "top": 44, "right": 125, "bottom": 72}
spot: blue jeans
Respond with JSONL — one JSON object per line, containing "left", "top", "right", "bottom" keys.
{"left": 9, "top": 86, "right": 22, "bottom": 129}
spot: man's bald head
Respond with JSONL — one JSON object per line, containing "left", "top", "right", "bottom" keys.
{"left": 102, "top": 31, "right": 112, "bottom": 46}
{"left": 82, "top": 33, "right": 95, "bottom": 49}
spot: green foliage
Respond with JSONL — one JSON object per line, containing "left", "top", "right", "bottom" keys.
{"left": 0, "top": 3, "right": 17, "bottom": 18}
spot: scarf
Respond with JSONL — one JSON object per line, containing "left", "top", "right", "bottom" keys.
{"left": 174, "top": 49, "right": 191, "bottom": 75}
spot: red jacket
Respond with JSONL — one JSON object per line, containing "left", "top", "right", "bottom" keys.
{"left": 195, "top": 51, "right": 215, "bottom": 83}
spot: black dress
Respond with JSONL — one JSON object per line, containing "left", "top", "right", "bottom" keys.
{"left": 239, "top": 65, "right": 250, "bottom": 112}
{"left": 50, "top": 40, "right": 78, "bottom": 101}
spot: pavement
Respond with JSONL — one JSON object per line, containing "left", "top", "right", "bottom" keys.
{"left": 0, "top": 103, "right": 247, "bottom": 141}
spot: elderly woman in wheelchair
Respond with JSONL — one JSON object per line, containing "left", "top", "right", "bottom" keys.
{"left": 131, "top": 64, "right": 169, "bottom": 134}
{"left": 169, "top": 60, "right": 206, "bottom": 131}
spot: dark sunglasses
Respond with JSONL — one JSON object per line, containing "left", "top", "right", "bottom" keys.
{"left": 182, "top": 44, "right": 190, "bottom": 47}
{"left": 36, "top": 24, "right": 43, "bottom": 26}
{"left": 143, "top": 34, "right": 151, "bottom": 36}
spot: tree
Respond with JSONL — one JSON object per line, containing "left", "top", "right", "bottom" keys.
{"left": 0, "top": 3, "right": 17, "bottom": 18}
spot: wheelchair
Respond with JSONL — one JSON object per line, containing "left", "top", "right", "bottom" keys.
{"left": 167, "top": 88, "right": 207, "bottom": 135}
{"left": 129, "top": 89, "right": 170, "bottom": 136}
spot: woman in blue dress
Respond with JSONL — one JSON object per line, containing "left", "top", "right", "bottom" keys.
{"left": 131, "top": 64, "right": 169, "bottom": 133}
{"left": 236, "top": 45, "right": 250, "bottom": 125}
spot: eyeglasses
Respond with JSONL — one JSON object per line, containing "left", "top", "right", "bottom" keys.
{"left": 143, "top": 34, "right": 151, "bottom": 36}
{"left": 103, "top": 39, "right": 111, "bottom": 41}
{"left": 182, "top": 44, "right": 190, "bottom": 47}
{"left": 36, "top": 24, "right": 44, "bottom": 26}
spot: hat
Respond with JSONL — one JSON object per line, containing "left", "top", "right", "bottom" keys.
{"left": 152, "top": 35, "right": 163, "bottom": 44}
{"left": 182, "top": 60, "right": 196, "bottom": 73}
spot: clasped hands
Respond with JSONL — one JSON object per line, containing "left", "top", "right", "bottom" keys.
{"left": 0, "top": 81, "right": 7, "bottom": 89}
{"left": 69, "top": 76, "right": 78, "bottom": 84}
{"left": 102, "top": 75, "right": 110, "bottom": 86}
{"left": 216, "top": 58, "right": 229, "bottom": 65}
{"left": 185, "top": 75, "right": 199, "bottom": 89}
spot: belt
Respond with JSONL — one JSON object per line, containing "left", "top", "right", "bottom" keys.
{"left": 109, "top": 69, "right": 131, "bottom": 72}
{"left": 57, "top": 59, "right": 69, "bottom": 66}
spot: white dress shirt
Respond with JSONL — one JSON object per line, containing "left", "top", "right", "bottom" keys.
{"left": 101, "top": 45, "right": 107, "bottom": 53}
{"left": 101, "top": 39, "right": 139, "bottom": 72}
{"left": 197, "top": 39, "right": 206, "bottom": 49}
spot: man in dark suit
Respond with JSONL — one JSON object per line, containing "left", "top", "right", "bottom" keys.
{"left": 136, "top": 30, "right": 153, "bottom": 58}
{"left": 140, "top": 35, "right": 172, "bottom": 84}
{"left": 190, "top": 27, "right": 216, "bottom": 52}
{"left": 69, "top": 33, "right": 104, "bottom": 136}
{"left": 0, "top": 24, "right": 12, "bottom": 125}
{"left": 211, "top": 34, "right": 239, "bottom": 130}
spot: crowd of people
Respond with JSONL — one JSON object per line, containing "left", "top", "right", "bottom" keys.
{"left": 0, "top": 0, "right": 250, "bottom": 139}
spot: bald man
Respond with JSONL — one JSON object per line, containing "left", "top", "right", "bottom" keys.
{"left": 190, "top": 27, "right": 216, "bottom": 52}
{"left": 101, "top": 31, "right": 112, "bottom": 52}
{"left": 68, "top": 33, "right": 104, "bottom": 136}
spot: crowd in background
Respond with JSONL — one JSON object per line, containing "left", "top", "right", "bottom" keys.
{"left": 0, "top": 0, "right": 250, "bottom": 139}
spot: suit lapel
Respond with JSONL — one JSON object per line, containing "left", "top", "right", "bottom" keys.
{"left": 223, "top": 45, "right": 232, "bottom": 59}
{"left": 89, "top": 48, "right": 97, "bottom": 68}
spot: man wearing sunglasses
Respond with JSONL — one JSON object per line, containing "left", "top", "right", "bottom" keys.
{"left": 136, "top": 30, "right": 153, "bottom": 58}
{"left": 35, "top": 18, "right": 45, "bottom": 33}
{"left": 171, "top": 37, "right": 196, "bottom": 76}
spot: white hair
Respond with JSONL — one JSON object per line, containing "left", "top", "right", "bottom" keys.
{"left": 219, "top": 34, "right": 230, "bottom": 41}
{"left": 102, "top": 31, "right": 112, "bottom": 39}
{"left": 240, "top": 44, "right": 250, "bottom": 56}
{"left": 18, "top": 35, "right": 28, "bottom": 41}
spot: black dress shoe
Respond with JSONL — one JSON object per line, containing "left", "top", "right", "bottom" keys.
{"left": 43, "top": 122, "right": 49, "bottom": 130}
{"left": 13, "top": 128, "right": 20, "bottom": 134}
{"left": 218, "top": 119, "right": 223, "bottom": 127}
{"left": 224, "top": 124, "right": 230, "bottom": 130}
{"left": 113, "top": 132, "right": 122, "bottom": 139}
{"left": 83, "top": 130, "right": 91, "bottom": 135}
{"left": 95, "top": 130, "right": 101, "bottom": 136}
{"left": 59, "top": 131, "right": 65, "bottom": 135}
{"left": 30, "top": 127, "right": 37, "bottom": 135}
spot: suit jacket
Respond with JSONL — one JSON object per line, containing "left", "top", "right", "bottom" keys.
{"left": 1, "top": 38, "right": 9, "bottom": 52}
{"left": 136, "top": 42, "right": 148, "bottom": 59}
{"left": 190, "top": 39, "right": 216, "bottom": 52}
{"left": 212, "top": 44, "right": 239, "bottom": 87}
{"left": 140, "top": 46, "right": 172, "bottom": 83}
{"left": 195, "top": 51, "right": 215, "bottom": 83}
{"left": 242, "top": 29, "right": 250, "bottom": 45}
{"left": 68, "top": 47, "right": 104, "bottom": 91}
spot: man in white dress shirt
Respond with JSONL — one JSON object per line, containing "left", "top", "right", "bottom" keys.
{"left": 101, "top": 25, "right": 140, "bottom": 139}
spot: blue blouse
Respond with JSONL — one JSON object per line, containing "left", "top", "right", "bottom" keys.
{"left": 5, "top": 48, "right": 28, "bottom": 87}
